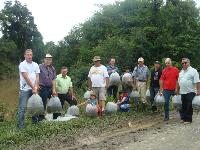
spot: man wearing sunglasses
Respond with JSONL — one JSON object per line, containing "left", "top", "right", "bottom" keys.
{"left": 159, "top": 58, "right": 179, "bottom": 121}
{"left": 177, "top": 58, "right": 200, "bottom": 124}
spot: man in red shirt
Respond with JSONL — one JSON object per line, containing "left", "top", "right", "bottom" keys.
{"left": 160, "top": 58, "right": 179, "bottom": 121}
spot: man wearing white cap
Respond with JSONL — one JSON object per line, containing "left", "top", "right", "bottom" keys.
{"left": 132, "top": 57, "right": 150, "bottom": 111}
{"left": 88, "top": 56, "right": 109, "bottom": 112}
{"left": 32, "top": 53, "right": 57, "bottom": 122}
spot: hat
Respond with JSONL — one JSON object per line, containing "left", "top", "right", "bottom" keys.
{"left": 92, "top": 56, "right": 101, "bottom": 62}
{"left": 138, "top": 57, "right": 144, "bottom": 62}
{"left": 154, "top": 61, "right": 161, "bottom": 65}
{"left": 45, "top": 53, "right": 52, "bottom": 58}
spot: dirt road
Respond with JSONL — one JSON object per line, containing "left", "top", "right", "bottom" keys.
{"left": 68, "top": 112, "right": 200, "bottom": 150}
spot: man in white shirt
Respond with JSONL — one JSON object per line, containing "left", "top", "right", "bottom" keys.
{"left": 88, "top": 56, "right": 109, "bottom": 112}
{"left": 17, "top": 49, "right": 40, "bottom": 128}
{"left": 177, "top": 58, "right": 200, "bottom": 124}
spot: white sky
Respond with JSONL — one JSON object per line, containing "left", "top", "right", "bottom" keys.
{"left": 0, "top": 0, "right": 200, "bottom": 43}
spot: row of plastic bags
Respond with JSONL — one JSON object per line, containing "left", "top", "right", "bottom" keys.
{"left": 27, "top": 94, "right": 62, "bottom": 115}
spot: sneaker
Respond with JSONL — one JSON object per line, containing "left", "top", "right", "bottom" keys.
{"left": 163, "top": 117, "right": 169, "bottom": 121}
{"left": 184, "top": 121, "right": 191, "bottom": 124}
{"left": 180, "top": 120, "right": 184, "bottom": 123}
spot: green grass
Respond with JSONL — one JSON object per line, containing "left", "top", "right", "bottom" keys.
{"left": 0, "top": 111, "right": 147, "bottom": 150}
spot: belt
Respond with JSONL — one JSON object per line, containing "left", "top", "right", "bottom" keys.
{"left": 138, "top": 80, "right": 146, "bottom": 82}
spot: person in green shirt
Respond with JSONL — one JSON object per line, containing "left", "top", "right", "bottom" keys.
{"left": 56, "top": 66, "right": 77, "bottom": 108}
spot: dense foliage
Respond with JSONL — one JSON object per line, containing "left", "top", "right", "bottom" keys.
{"left": 0, "top": 0, "right": 200, "bottom": 87}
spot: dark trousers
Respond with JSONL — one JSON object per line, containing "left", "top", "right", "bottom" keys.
{"left": 149, "top": 87, "right": 159, "bottom": 111}
{"left": 32, "top": 86, "right": 52, "bottom": 122}
{"left": 53, "top": 93, "right": 78, "bottom": 119}
{"left": 107, "top": 85, "right": 118, "bottom": 101}
{"left": 181, "top": 92, "right": 196, "bottom": 122}
{"left": 58, "top": 93, "right": 77, "bottom": 107}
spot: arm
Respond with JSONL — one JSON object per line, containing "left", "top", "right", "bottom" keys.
{"left": 105, "top": 77, "right": 109, "bottom": 89}
{"left": 88, "top": 77, "right": 92, "bottom": 90}
{"left": 197, "top": 82, "right": 200, "bottom": 96}
{"left": 52, "top": 79, "right": 57, "bottom": 96}
{"left": 22, "top": 72, "right": 37, "bottom": 93}
{"left": 176, "top": 82, "right": 180, "bottom": 95}
{"left": 159, "top": 79, "right": 164, "bottom": 94}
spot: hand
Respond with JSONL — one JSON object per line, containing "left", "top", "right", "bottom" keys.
{"left": 32, "top": 86, "right": 37, "bottom": 94}
{"left": 105, "top": 84, "right": 109, "bottom": 89}
{"left": 52, "top": 89, "right": 57, "bottom": 96}
{"left": 175, "top": 89, "right": 179, "bottom": 95}
{"left": 197, "top": 91, "right": 200, "bottom": 96}
{"left": 159, "top": 89, "right": 163, "bottom": 96}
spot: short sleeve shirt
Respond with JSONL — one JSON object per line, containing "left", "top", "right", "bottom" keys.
{"left": 56, "top": 74, "right": 73, "bottom": 94}
{"left": 160, "top": 66, "right": 179, "bottom": 90}
{"left": 178, "top": 66, "right": 200, "bottom": 94}
{"left": 19, "top": 60, "right": 40, "bottom": 91}
{"left": 88, "top": 65, "right": 109, "bottom": 87}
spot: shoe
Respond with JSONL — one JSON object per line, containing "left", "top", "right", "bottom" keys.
{"left": 184, "top": 121, "right": 191, "bottom": 124}
{"left": 163, "top": 117, "right": 169, "bottom": 121}
{"left": 180, "top": 120, "right": 184, "bottom": 123}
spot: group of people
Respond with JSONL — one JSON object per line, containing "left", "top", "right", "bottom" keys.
{"left": 17, "top": 48, "right": 200, "bottom": 129}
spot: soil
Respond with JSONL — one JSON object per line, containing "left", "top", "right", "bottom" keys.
{"left": 21, "top": 111, "right": 200, "bottom": 150}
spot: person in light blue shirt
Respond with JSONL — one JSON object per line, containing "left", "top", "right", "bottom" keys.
{"left": 177, "top": 58, "right": 200, "bottom": 124}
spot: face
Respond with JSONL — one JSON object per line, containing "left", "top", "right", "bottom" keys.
{"left": 61, "top": 68, "right": 68, "bottom": 77}
{"left": 110, "top": 59, "right": 115, "bottom": 66}
{"left": 154, "top": 63, "right": 160, "bottom": 70}
{"left": 44, "top": 57, "right": 52, "bottom": 66}
{"left": 165, "top": 61, "right": 171, "bottom": 67}
{"left": 24, "top": 51, "right": 33, "bottom": 63}
{"left": 138, "top": 61, "right": 144, "bottom": 66}
{"left": 181, "top": 60, "right": 189, "bottom": 70}
{"left": 90, "top": 95, "right": 96, "bottom": 99}
{"left": 94, "top": 60, "right": 101, "bottom": 66}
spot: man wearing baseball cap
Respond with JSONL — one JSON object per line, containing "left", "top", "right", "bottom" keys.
{"left": 132, "top": 57, "right": 150, "bottom": 111}
{"left": 149, "top": 61, "right": 162, "bottom": 112}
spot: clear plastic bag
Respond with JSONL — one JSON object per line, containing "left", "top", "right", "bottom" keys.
{"left": 47, "top": 96, "right": 62, "bottom": 113}
{"left": 172, "top": 95, "right": 182, "bottom": 110}
{"left": 109, "top": 72, "right": 121, "bottom": 86}
{"left": 27, "top": 94, "right": 44, "bottom": 115}
{"left": 105, "top": 102, "right": 118, "bottom": 113}
{"left": 146, "top": 89, "right": 150, "bottom": 102}
{"left": 122, "top": 73, "right": 133, "bottom": 86}
{"left": 154, "top": 94, "right": 165, "bottom": 105}
{"left": 85, "top": 104, "right": 98, "bottom": 116}
{"left": 67, "top": 105, "right": 79, "bottom": 116}
{"left": 84, "top": 90, "right": 93, "bottom": 99}
{"left": 129, "top": 90, "right": 140, "bottom": 101}
{"left": 192, "top": 96, "right": 200, "bottom": 110}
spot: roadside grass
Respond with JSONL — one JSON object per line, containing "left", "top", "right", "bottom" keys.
{"left": 0, "top": 110, "right": 149, "bottom": 150}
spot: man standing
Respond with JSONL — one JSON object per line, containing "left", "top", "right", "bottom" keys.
{"left": 56, "top": 66, "right": 77, "bottom": 108}
{"left": 17, "top": 49, "right": 40, "bottom": 128}
{"left": 177, "top": 58, "right": 200, "bottom": 124}
{"left": 160, "top": 58, "right": 179, "bottom": 121}
{"left": 132, "top": 57, "right": 149, "bottom": 111}
{"left": 88, "top": 56, "right": 109, "bottom": 111}
{"left": 37, "top": 54, "right": 57, "bottom": 121}
{"left": 149, "top": 61, "right": 162, "bottom": 112}
{"left": 107, "top": 58, "right": 119, "bottom": 101}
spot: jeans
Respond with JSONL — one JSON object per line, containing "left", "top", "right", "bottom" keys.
{"left": 107, "top": 85, "right": 118, "bottom": 101}
{"left": 17, "top": 90, "right": 32, "bottom": 128}
{"left": 32, "top": 86, "right": 52, "bottom": 122}
{"left": 149, "top": 87, "right": 159, "bottom": 111}
{"left": 181, "top": 92, "right": 195, "bottom": 122}
{"left": 163, "top": 90, "right": 175, "bottom": 118}
{"left": 149, "top": 87, "right": 159, "bottom": 105}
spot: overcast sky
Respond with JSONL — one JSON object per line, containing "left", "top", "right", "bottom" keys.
{"left": 0, "top": 0, "right": 200, "bottom": 43}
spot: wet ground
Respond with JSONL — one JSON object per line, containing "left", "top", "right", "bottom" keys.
{"left": 22, "top": 111, "right": 200, "bottom": 150}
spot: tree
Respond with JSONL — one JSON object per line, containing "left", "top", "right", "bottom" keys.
{"left": 0, "top": 0, "right": 44, "bottom": 62}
